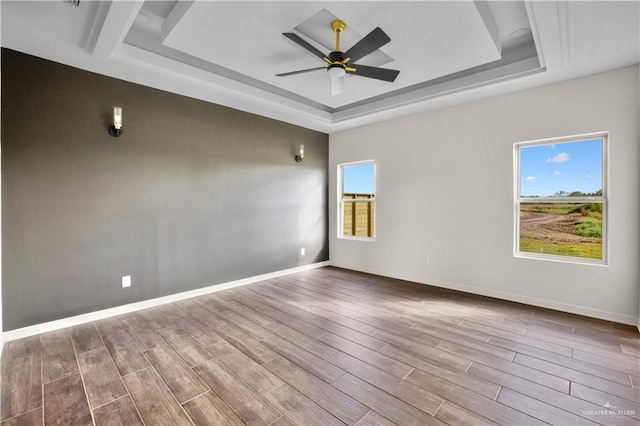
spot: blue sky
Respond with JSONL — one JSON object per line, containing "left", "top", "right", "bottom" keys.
{"left": 520, "top": 139, "right": 603, "bottom": 197}
{"left": 343, "top": 163, "right": 375, "bottom": 194}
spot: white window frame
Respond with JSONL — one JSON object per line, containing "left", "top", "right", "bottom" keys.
{"left": 338, "top": 160, "right": 376, "bottom": 241}
{"left": 514, "top": 132, "right": 608, "bottom": 265}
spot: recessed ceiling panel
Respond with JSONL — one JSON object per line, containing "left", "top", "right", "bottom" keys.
{"left": 159, "top": 1, "right": 503, "bottom": 108}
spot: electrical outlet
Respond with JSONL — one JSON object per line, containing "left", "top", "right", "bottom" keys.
{"left": 424, "top": 257, "right": 430, "bottom": 265}
{"left": 122, "top": 275, "right": 131, "bottom": 288}
{"left": 300, "top": 247, "right": 306, "bottom": 257}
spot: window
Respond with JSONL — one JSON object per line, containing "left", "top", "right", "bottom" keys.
{"left": 339, "top": 161, "right": 376, "bottom": 239}
{"left": 515, "top": 133, "right": 607, "bottom": 264}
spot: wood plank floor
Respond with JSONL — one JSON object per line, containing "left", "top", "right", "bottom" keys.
{"left": 1, "top": 267, "right": 639, "bottom": 425}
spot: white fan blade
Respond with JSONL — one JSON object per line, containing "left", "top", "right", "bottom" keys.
{"left": 331, "top": 76, "right": 344, "bottom": 96}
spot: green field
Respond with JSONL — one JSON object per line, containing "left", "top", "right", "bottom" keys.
{"left": 519, "top": 203, "right": 602, "bottom": 260}
{"left": 519, "top": 235, "right": 602, "bottom": 259}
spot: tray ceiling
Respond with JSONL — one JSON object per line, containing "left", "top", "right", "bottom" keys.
{"left": 1, "top": 1, "right": 638, "bottom": 132}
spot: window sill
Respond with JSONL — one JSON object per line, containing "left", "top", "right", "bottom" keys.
{"left": 514, "top": 252, "right": 608, "bottom": 267}
{"left": 338, "top": 235, "right": 376, "bottom": 242}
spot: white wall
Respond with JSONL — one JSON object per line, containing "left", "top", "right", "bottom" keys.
{"left": 330, "top": 66, "right": 640, "bottom": 325}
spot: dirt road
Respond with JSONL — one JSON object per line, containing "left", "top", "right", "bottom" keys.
{"left": 520, "top": 212, "right": 598, "bottom": 243}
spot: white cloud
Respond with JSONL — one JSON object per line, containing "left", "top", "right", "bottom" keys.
{"left": 546, "top": 152, "right": 570, "bottom": 163}
{"left": 554, "top": 171, "right": 561, "bottom": 176}
{"left": 525, "top": 176, "right": 536, "bottom": 183}
{"left": 584, "top": 172, "right": 593, "bottom": 179}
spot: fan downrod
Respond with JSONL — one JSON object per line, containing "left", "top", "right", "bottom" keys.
{"left": 331, "top": 20, "right": 346, "bottom": 52}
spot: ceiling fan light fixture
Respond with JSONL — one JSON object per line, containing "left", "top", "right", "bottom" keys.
{"left": 327, "top": 65, "right": 346, "bottom": 78}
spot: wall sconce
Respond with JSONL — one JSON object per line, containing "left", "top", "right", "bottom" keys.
{"left": 295, "top": 145, "right": 304, "bottom": 163}
{"left": 109, "top": 106, "right": 123, "bottom": 137}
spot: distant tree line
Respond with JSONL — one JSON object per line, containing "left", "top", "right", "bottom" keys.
{"left": 525, "top": 190, "right": 603, "bottom": 198}
{"left": 552, "top": 189, "right": 603, "bottom": 197}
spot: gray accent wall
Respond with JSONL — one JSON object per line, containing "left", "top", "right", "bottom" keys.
{"left": 1, "top": 49, "right": 329, "bottom": 331}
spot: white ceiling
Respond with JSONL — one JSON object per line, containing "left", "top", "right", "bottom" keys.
{"left": 157, "top": 2, "right": 503, "bottom": 108}
{"left": 1, "top": 1, "right": 638, "bottom": 133}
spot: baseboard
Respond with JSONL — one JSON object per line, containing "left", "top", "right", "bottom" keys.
{"left": 331, "top": 262, "right": 638, "bottom": 327}
{"left": 3, "top": 261, "right": 330, "bottom": 343}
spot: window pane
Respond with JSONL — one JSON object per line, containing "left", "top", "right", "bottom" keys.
{"left": 343, "top": 163, "right": 375, "bottom": 195}
{"left": 342, "top": 199, "right": 375, "bottom": 237}
{"left": 519, "top": 202, "right": 603, "bottom": 260}
{"left": 520, "top": 139, "right": 603, "bottom": 198}
{"left": 341, "top": 162, "right": 375, "bottom": 239}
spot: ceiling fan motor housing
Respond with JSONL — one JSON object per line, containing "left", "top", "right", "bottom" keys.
{"left": 329, "top": 51, "right": 345, "bottom": 62}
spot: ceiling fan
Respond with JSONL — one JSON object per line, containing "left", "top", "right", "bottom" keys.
{"left": 277, "top": 20, "right": 400, "bottom": 96}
